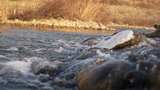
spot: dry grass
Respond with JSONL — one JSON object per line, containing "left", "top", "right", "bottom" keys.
{"left": 0, "top": 0, "right": 44, "bottom": 20}
{"left": 1, "top": 19, "right": 107, "bottom": 30}
{"left": 1, "top": 0, "right": 160, "bottom": 27}
{"left": 0, "top": 0, "right": 8, "bottom": 21}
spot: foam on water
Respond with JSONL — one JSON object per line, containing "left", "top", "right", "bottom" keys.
{"left": 24, "top": 57, "right": 44, "bottom": 61}
{"left": 5, "top": 60, "right": 32, "bottom": 74}
{"left": 6, "top": 47, "right": 18, "bottom": 51}
{"left": 54, "top": 47, "right": 64, "bottom": 53}
{"left": 3, "top": 57, "right": 44, "bottom": 75}
{"left": 96, "top": 50, "right": 111, "bottom": 58}
{"left": 0, "top": 55, "right": 8, "bottom": 58}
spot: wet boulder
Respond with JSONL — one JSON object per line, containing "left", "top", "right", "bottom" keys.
{"left": 31, "top": 60, "right": 63, "bottom": 76}
{"left": 113, "top": 33, "right": 142, "bottom": 50}
{"left": 149, "top": 62, "right": 160, "bottom": 90}
{"left": 77, "top": 61, "right": 149, "bottom": 90}
{"left": 95, "top": 30, "right": 142, "bottom": 50}
{"left": 146, "top": 24, "right": 160, "bottom": 38}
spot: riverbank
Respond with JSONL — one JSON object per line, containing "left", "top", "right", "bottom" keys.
{"left": 0, "top": 28, "right": 159, "bottom": 90}
{"left": 0, "top": 19, "right": 155, "bottom": 34}
{"left": 0, "top": 19, "right": 107, "bottom": 30}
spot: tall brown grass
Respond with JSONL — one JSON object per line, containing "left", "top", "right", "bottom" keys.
{"left": 1, "top": 0, "right": 160, "bottom": 26}
{"left": 0, "top": 0, "right": 9, "bottom": 21}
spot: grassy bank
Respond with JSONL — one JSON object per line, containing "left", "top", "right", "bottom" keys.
{"left": 2, "top": 0, "right": 160, "bottom": 26}
{"left": 0, "top": 0, "right": 158, "bottom": 32}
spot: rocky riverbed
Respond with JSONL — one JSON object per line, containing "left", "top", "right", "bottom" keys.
{"left": 0, "top": 28, "right": 159, "bottom": 90}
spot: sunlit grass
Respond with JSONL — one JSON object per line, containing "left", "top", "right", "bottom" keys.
{"left": 0, "top": 0, "right": 160, "bottom": 28}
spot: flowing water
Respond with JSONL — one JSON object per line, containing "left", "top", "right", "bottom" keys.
{"left": 0, "top": 28, "right": 159, "bottom": 90}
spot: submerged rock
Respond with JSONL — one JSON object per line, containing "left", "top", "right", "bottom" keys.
{"left": 31, "top": 60, "right": 63, "bottom": 76}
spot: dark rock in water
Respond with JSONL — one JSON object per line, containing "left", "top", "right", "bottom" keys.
{"left": 137, "top": 61, "right": 156, "bottom": 73}
{"left": 154, "top": 24, "right": 160, "bottom": 29}
{"left": 77, "top": 60, "right": 160, "bottom": 90}
{"left": 81, "top": 37, "right": 100, "bottom": 46}
{"left": 31, "top": 60, "right": 63, "bottom": 76}
{"left": 77, "top": 61, "right": 149, "bottom": 90}
{"left": 123, "top": 71, "right": 149, "bottom": 90}
{"left": 146, "top": 24, "right": 160, "bottom": 38}
{"left": 149, "top": 62, "right": 160, "bottom": 90}
{"left": 77, "top": 48, "right": 160, "bottom": 90}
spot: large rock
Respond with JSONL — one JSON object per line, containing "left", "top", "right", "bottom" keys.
{"left": 95, "top": 30, "right": 142, "bottom": 50}
{"left": 112, "top": 33, "right": 142, "bottom": 50}
{"left": 81, "top": 30, "right": 142, "bottom": 50}
{"left": 77, "top": 61, "right": 149, "bottom": 90}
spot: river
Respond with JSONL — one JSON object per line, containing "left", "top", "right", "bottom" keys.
{"left": 0, "top": 27, "right": 159, "bottom": 90}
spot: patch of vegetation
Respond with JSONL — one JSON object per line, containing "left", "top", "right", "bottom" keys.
{"left": 1, "top": 0, "right": 160, "bottom": 27}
